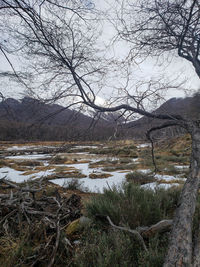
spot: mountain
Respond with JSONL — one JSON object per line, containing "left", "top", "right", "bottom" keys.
{"left": 0, "top": 97, "right": 121, "bottom": 141}
{"left": 125, "top": 96, "right": 200, "bottom": 139}
{"left": 0, "top": 95, "right": 199, "bottom": 141}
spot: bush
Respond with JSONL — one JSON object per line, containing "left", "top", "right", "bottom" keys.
{"left": 86, "top": 183, "right": 180, "bottom": 229}
{"left": 73, "top": 228, "right": 141, "bottom": 267}
{"left": 74, "top": 226, "right": 169, "bottom": 267}
{"left": 74, "top": 184, "right": 181, "bottom": 267}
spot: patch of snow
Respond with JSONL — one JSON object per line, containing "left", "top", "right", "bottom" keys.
{"left": 138, "top": 169, "right": 152, "bottom": 174}
{"left": 136, "top": 143, "right": 151, "bottom": 148}
{"left": 72, "top": 145, "right": 98, "bottom": 149}
{"left": 0, "top": 167, "right": 55, "bottom": 183}
{"left": 6, "top": 154, "right": 53, "bottom": 160}
{"left": 52, "top": 170, "right": 126, "bottom": 193}
{"left": 7, "top": 145, "right": 36, "bottom": 151}
{"left": 6, "top": 145, "right": 59, "bottom": 151}
{"left": 154, "top": 174, "right": 186, "bottom": 182}
{"left": 141, "top": 182, "right": 181, "bottom": 190}
{"left": 174, "top": 165, "right": 189, "bottom": 169}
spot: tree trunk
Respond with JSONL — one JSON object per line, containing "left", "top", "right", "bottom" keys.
{"left": 164, "top": 125, "right": 200, "bottom": 267}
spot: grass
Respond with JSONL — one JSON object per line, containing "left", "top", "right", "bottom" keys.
{"left": 73, "top": 227, "right": 168, "bottom": 267}
{"left": 126, "top": 171, "right": 156, "bottom": 185}
{"left": 0, "top": 159, "right": 9, "bottom": 167}
{"left": 16, "top": 160, "right": 44, "bottom": 166}
{"left": 50, "top": 155, "right": 69, "bottom": 164}
{"left": 63, "top": 178, "right": 87, "bottom": 191}
{"left": 89, "top": 173, "right": 112, "bottom": 179}
{"left": 0, "top": 137, "right": 194, "bottom": 266}
{"left": 102, "top": 163, "right": 137, "bottom": 172}
{"left": 73, "top": 183, "right": 182, "bottom": 267}
{"left": 94, "top": 145, "right": 138, "bottom": 157}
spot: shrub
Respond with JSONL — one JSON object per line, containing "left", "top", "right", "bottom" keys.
{"left": 86, "top": 183, "right": 180, "bottom": 229}
{"left": 74, "top": 184, "right": 181, "bottom": 267}
{"left": 73, "top": 228, "right": 141, "bottom": 267}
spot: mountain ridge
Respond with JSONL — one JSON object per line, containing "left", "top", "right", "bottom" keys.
{"left": 0, "top": 95, "right": 199, "bottom": 140}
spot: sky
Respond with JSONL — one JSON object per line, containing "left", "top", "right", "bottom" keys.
{"left": 0, "top": 0, "right": 200, "bottom": 104}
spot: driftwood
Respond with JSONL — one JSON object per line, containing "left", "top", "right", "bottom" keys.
{"left": 137, "top": 219, "right": 172, "bottom": 237}
{"left": 105, "top": 216, "right": 173, "bottom": 252}
{"left": 106, "top": 216, "right": 148, "bottom": 252}
{"left": 0, "top": 178, "right": 82, "bottom": 266}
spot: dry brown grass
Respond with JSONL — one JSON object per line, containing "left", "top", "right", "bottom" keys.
{"left": 89, "top": 173, "right": 112, "bottom": 179}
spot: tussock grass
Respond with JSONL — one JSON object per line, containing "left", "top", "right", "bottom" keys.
{"left": 126, "top": 171, "right": 156, "bottom": 185}
{"left": 16, "top": 160, "right": 44, "bottom": 167}
{"left": 63, "top": 178, "right": 87, "bottom": 191}
{"left": 0, "top": 159, "right": 9, "bottom": 167}
{"left": 94, "top": 145, "right": 138, "bottom": 157}
{"left": 89, "top": 173, "right": 112, "bottom": 179}
{"left": 50, "top": 155, "right": 68, "bottom": 164}
{"left": 102, "top": 163, "right": 137, "bottom": 172}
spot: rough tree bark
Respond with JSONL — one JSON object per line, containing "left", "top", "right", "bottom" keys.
{"left": 164, "top": 123, "right": 200, "bottom": 267}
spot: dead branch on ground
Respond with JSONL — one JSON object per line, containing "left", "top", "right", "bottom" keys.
{"left": 0, "top": 178, "right": 82, "bottom": 266}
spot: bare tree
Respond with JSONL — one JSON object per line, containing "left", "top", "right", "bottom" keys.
{"left": 116, "top": 0, "right": 200, "bottom": 266}
{"left": 1, "top": 0, "right": 200, "bottom": 266}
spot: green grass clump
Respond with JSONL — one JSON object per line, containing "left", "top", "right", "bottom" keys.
{"left": 74, "top": 227, "right": 168, "bottom": 267}
{"left": 102, "top": 163, "right": 137, "bottom": 172}
{"left": 74, "top": 183, "right": 181, "bottom": 267}
{"left": 63, "top": 178, "right": 86, "bottom": 191}
{"left": 155, "top": 154, "right": 189, "bottom": 164}
{"left": 94, "top": 145, "right": 138, "bottom": 157}
{"left": 73, "top": 228, "right": 142, "bottom": 267}
{"left": 86, "top": 183, "right": 180, "bottom": 229}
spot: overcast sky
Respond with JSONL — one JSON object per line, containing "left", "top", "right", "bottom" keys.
{"left": 0, "top": 0, "right": 200, "bottom": 102}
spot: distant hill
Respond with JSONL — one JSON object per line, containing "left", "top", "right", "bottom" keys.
{"left": 0, "top": 97, "right": 123, "bottom": 141}
{"left": 125, "top": 96, "right": 200, "bottom": 139}
{"left": 0, "top": 95, "right": 199, "bottom": 141}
